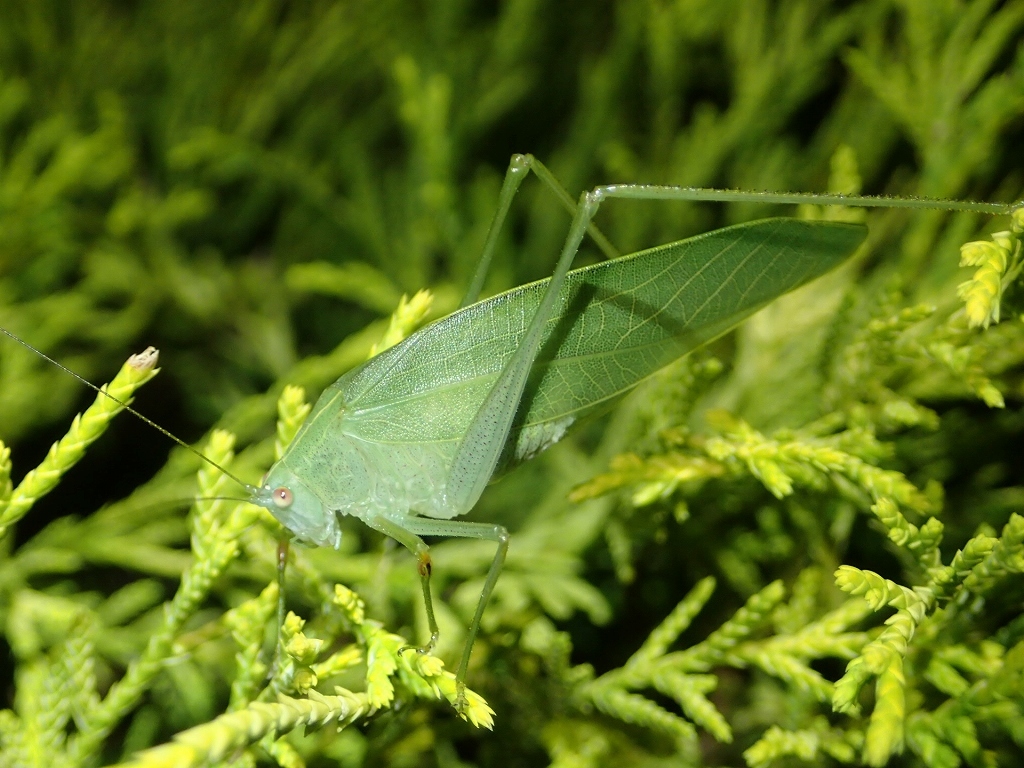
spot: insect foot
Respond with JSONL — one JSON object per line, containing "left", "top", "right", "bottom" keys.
{"left": 398, "top": 629, "right": 440, "bottom": 658}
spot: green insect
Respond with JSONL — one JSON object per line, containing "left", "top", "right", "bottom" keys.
{"left": 3, "top": 154, "right": 1015, "bottom": 710}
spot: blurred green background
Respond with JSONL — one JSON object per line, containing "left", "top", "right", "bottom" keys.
{"left": 2, "top": 1, "right": 1024, "bottom": 766}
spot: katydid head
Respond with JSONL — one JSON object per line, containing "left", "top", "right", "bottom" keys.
{"left": 251, "top": 462, "right": 342, "bottom": 549}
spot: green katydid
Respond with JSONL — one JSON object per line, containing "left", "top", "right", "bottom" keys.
{"left": 2, "top": 153, "right": 1017, "bottom": 712}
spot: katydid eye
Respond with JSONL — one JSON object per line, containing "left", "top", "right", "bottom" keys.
{"left": 272, "top": 487, "right": 294, "bottom": 508}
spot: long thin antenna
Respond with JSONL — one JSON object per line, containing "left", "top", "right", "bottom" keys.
{"left": 0, "top": 327, "right": 258, "bottom": 495}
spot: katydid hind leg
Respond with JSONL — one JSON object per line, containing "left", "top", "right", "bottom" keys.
{"left": 447, "top": 179, "right": 887, "bottom": 542}
{"left": 448, "top": 175, "right": 1004, "bottom": 492}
